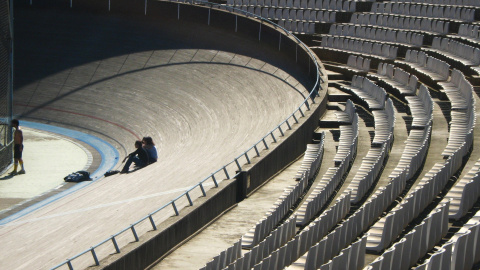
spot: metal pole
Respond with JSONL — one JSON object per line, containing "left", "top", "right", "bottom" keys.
{"left": 144, "top": 0, "right": 147, "bottom": 15}
{"left": 258, "top": 22, "right": 261, "bottom": 41}
{"left": 279, "top": 33, "right": 281, "bottom": 51}
{"left": 8, "top": 0, "right": 14, "bottom": 143}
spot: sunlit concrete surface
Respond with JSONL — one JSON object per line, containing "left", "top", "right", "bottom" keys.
{"left": 0, "top": 127, "right": 89, "bottom": 212}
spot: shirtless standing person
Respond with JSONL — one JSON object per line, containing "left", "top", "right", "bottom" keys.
{"left": 10, "top": 119, "right": 25, "bottom": 175}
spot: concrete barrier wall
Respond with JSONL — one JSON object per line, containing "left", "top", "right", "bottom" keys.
{"left": 98, "top": 179, "right": 239, "bottom": 270}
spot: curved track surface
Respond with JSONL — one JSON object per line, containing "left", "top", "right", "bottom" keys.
{"left": 0, "top": 5, "right": 315, "bottom": 269}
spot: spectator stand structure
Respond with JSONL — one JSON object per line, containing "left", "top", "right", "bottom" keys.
{"left": 191, "top": 0, "right": 480, "bottom": 269}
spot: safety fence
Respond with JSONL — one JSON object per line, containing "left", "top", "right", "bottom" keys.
{"left": 0, "top": 0, "right": 13, "bottom": 173}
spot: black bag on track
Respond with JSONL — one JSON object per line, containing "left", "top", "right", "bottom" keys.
{"left": 64, "top": 171, "right": 91, "bottom": 182}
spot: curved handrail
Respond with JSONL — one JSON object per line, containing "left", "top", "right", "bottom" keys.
{"left": 50, "top": 1, "right": 325, "bottom": 269}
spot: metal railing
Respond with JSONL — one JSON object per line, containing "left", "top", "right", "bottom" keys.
{"left": 50, "top": 1, "right": 325, "bottom": 269}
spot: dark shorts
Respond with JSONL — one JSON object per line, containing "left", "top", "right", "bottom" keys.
{"left": 14, "top": 144, "right": 23, "bottom": 159}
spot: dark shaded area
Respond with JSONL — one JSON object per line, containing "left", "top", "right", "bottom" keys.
{"left": 13, "top": 1, "right": 312, "bottom": 90}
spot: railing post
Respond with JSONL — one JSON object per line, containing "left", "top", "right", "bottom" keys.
{"left": 131, "top": 226, "right": 139, "bottom": 241}
{"left": 235, "top": 158, "right": 242, "bottom": 171}
{"left": 200, "top": 183, "right": 206, "bottom": 196}
{"left": 293, "top": 114, "right": 298, "bottom": 123}
{"left": 279, "top": 126, "right": 284, "bottom": 136}
{"left": 149, "top": 215, "right": 157, "bottom": 230}
{"left": 259, "top": 22, "right": 261, "bottom": 41}
{"left": 67, "top": 261, "right": 74, "bottom": 270}
{"left": 91, "top": 248, "right": 100, "bottom": 266}
{"left": 223, "top": 166, "right": 230, "bottom": 179}
{"left": 254, "top": 145, "right": 260, "bottom": 157}
{"left": 178, "top": 3, "right": 180, "bottom": 20}
{"left": 235, "top": 15, "right": 237, "bottom": 32}
{"left": 245, "top": 152, "right": 251, "bottom": 164}
{"left": 144, "top": 0, "right": 147, "bottom": 15}
{"left": 172, "top": 201, "right": 179, "bottom": 216}
{"left": 286, "top": 119, "right": 291, "bottom": 130}
{"left": 186, "top": 191, "right": 193, "bottom": 206}
{"left": 299, "top": 107, "right": 305, "bottom": 117}
{"left": 112, "top": 236, "right": 121, "bottom": 253}
{"left": 271, "top": 133, "right": 277, "bottom": 143}
{"left": 279, "top": 33, "right": 281, "bottom": 51}
{"left": 70, "top": 0, "right": 72, "bottom": 8}
{"left": 295, "top": 45, "right": 298, "bottom": 63}
{"left": 263, "top": 138, "right": 269, "bottom": 150}
{"left": 211, "top": 174, "right": 218, "bottom": 187}
{"left": 108, "top": 0, "right": 111, "bottom": 11}
{"left": 208, "top": 8, "right": 211, "bottom": 25}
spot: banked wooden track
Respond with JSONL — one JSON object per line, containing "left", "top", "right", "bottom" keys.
{"left": 0, "top": 2, "right": 326, "bottom": 269}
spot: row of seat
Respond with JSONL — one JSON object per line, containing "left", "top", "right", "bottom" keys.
{"left": 328, "top": 24, "right": 424, "bottom": 47}
{"left": 456, "top": 23, "right": 480, "bottom": 42}
{"left": 373, "top": 62, "right": 418, "bottom": 96}
{"left": 334, "top": 99, "right": 356, "bottom": 124}
{"left": 255, "top": 194, "right": 351, "bottom": 270}
{"left": 439, "top": 68, "right": 474, "bottom": 111}
{"left": 341, "top": 76, "right": 388, "bottom": 110}
{"left": 349, "top": 142, "right": 389, "bottom": 203}
{"left": 372, "top": 99, "right": 395, "bottom": 147}
{"left": 350, "top": 13, "right": 450, "bottom": 34}
{"left": 397, "top": 50, "right": 450, "bottom": 82}
{"left": 242, "top": 133, "right": 325, "bottom": 248}
{"left": 367, "top": 138, "right": 469, "bottom": 252}
{"left": 445, "top": 159, "right": 480, "bottom": 220}
{"left": 367, "top": 202, "right": 449, "bottom": 269}
{"left": 241, "top": 6, "right": 337, "bottom": 23}
{"left": 294, "top": 161, "right": 412, "bottom": 268}
{"left": 442, "top": 103, "right": 475, "bottom": 157}
{"left": 426, "top": 36, "right": 480, "bottom": 67}
{"left": 226, "top": 0, "right": 356, "bottom": 11}
{"left": 295, "top": 135, "right": 325, "bottom": 180}
{"left": 333, "top": 110, "right": 359, "bottom": 166}
{"left": 316, "top": 235, "right": 367, "bottom": 270}
{"left": 295, "top": 169, "right": 413, "bottom": 269}
{"left": 297, "top": 105, "right": 357, "bottom": 225}
{"left": 348, "top": 100, "right": 394, "bottom": 203}
{"left": 390, "top": 0, "right": 480, "bottom": 7}
{"left": 321, "top": 36, "right": 399, "bottom": 60}
{"left": 241, "top": 172, "right": 307, "bottom": 248}
{"left": 344, "top": 55, "right": 371, "bottom": 73}
{"left": 202, "top": 240, "right": 242, "bottom": 270}
{"left": 391, "top": 127, "right": 431, "bottom": 181}
{"left": 277, "top": 20, "right": 316, "bottom": 34}
{"left": 405, "top": 84, "right": 434, "bottom": 129}
{"left": 416, "top": 209, "right": 480, "bottom": 269}
{"left": 371, "top": 2, "right": 476, "bottom": 22}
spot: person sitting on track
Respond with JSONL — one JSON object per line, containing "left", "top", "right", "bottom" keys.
{"left": 121, "top": 140, "right": 149, "bottom": 174}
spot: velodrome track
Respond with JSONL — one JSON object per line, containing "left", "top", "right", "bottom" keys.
{"left": 0, "top": 3, "right": 319, "bottom": 269}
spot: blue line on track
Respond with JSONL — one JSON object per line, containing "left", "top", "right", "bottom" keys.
{"left": 0, "top": 121, "right": 119, "bottom": 225}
